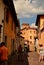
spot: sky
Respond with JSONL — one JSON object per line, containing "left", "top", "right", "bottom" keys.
{"left": 13, "top": 0, "right": 44, "bottom": 27}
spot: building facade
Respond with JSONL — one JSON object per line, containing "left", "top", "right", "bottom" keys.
{"left": 15, "top": 19, "right": 20, "bottom": 51}
{"left": 36, "top": 14, "right": 44, "bottom": 53}
{"left": 0, "top": 0, "right": 20, "bottom": 55}
{"left": 0, "top": 0, "right": 5, "bottom": 42}
{"left": 21, "top": 23, "right": 37, "bottom": 51}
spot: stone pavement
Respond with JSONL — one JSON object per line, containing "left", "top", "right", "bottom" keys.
{"left": 28, "top": 52, "right": 44, "bottom": 65}
{"left": 8, "top": 52, "right": 29, "bottom": 65}
{"left": 8, "top": 52, "right": 44, "bottom": 65}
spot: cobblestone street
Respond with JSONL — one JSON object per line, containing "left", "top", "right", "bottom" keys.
{"left": 8, "top": 52, "right": 44, "bottom": 65}
{"left": 28, "top": 52, "right": 44, "bottom": 65}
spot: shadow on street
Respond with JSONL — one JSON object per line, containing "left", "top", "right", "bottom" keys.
{"left": 8, "top": 52, "right": 29, "bottom": 65}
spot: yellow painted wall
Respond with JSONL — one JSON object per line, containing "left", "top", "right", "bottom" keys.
{"left": 4, "top": 9, "right": 16, "bottom": 55}
{"left": 37, "top": 16, "right": 44, "bottom": 54}
{"left": 38, "top": 17, "right": 44, "bottom": 44}
{"left": 0, "top": 0, "right": 5, "bottom": 42}
{"left": 40, "top": 18, "right": 44, "bottom": 30}
{"left": 0, "top": 0, "right": 5, "bottom": 24}
{"left": 21, "top": 27, "right": 37, "bottom": 51}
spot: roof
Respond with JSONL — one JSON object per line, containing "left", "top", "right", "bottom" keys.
{"left": 22, "top": 23, "right": 29, "bottom": 26}
{"left": 21, "top": 27, "right": 37, "bottom": 31}
{"left": 3, "top": 0, "right": 19, "bottom": 26}
{"left": 36, "top": 14, "right": 44, "bottom": 26}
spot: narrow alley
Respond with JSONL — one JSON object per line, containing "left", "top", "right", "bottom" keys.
{"left": 8, "top": 52, "right": 44, "bottom": 65}
{"left": 0, "top": 0, "right": 44, "bottom": 65}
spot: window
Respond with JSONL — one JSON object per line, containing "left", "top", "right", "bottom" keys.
{"left": 34, "top": 31, "right": 35, "bottom": 34}
{"left": 30, "top": 36, "right": 32, "bottom": 39}
{"left": 2, "top": 20, "right": 4, "bottom": 23}
{"left": 30, "top": 31, "right": 32, "bottom": 33}
{"left": 30, "top": 41, "right": 32, "bottom": 44}
{"left": 4, "top": 8, "right": 9, "bottom": 23}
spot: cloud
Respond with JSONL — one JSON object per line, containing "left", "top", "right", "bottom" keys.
{"left": 13, "top": 0, "right": 44, "bottom": 18}
{"left": 17, "top": 13, "right": 34, "bottom": 18}
{"left": 30, "top": 23, "right": 38, "bottom": 28}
